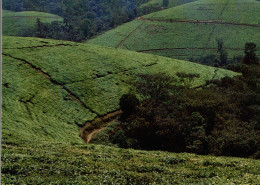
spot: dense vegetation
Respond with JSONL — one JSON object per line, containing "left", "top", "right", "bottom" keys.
{"left": 3, "top": 0, "right": 139, "bottom": 41}
{"left": 2, "top": 0, "right": 201, "bottom": 41}
{"left": 89, "top": 0, "right": 260, "bottom": 65}
{"left": 111, "top": 43, "right": 260, "bottom": 158}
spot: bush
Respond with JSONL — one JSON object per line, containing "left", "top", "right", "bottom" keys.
{"left": 119, "top": 93, "right": 139, "bottom": 116}
{"left": 112, "top": 130, "right": 128, "bottom": 148}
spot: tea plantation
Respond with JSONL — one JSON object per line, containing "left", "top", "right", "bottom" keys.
{"left": 89, "top": 0, "right": 260, "bottom": 62}
{"left": 2, "top": 36, "right": 259, "bottom": 184}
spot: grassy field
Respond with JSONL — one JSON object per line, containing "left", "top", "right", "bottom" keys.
{"left": 89, "top": 0, "right": 260, "bottom": 62}
{"left": 2, "top": 10, "right": 63, "bottom": 36}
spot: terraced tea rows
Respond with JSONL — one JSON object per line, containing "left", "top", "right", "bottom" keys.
{"left": 2, "top": 36, "right": 238, "bottom": 145}
{"left": 89, "top": 0, "right": 260, "bottom": 62}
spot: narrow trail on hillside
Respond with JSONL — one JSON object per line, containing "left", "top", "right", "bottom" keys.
{"left": 86, "top": 128, "right": 104, "bottom": 144}
{"left": 115, "top": 21, "right": 146, "bottom": 48}
{"left": 203, "top": 0, "right": 230, "bottom": 55}
{"left": 3, "top": 53, "right": 98, "bottom": 116}
{"left": 139, "top": 18, "right": 260, "bottom": 28}
{"left": 80, "top": 110, "right": 122, "bottom": 144}
{"left": 4, "top": 44, "right": 78, "bottom": 50}
{"left": 136, "top": 47, "right": 251, "bottom": 52}
{"left": 115, "top": 11, "right": 160, "bottom": 49}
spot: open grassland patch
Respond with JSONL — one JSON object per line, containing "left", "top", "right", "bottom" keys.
{"left": 3, "top": 10, "right": 63, "bottom": 36}
{"left": 3, "top": 36, "right": 238, "bottom": 117}
{"left": 2, "top": 143, "right": 260, "bottom": 184}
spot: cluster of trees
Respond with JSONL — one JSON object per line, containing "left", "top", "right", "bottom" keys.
{"left": 3, "top": 0, "right": 166, "bottom": 41}
{"left": 114, "top": 43, "right": 260, "bottom": 158}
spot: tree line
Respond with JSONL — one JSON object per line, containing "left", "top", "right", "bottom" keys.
{"left": 3, "top": 0, "right": 162, "bottom": 41}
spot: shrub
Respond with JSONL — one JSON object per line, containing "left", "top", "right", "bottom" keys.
{"left": 119, "top": 93, "right": 139, "bottom": 116}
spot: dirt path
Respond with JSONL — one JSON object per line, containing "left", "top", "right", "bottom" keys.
{"left": 139, "top": 17, "right": 260, "bottom": 28}
{"left": 4, "top": 44, "right": 78, "bottom": 50}
{"left": 203, "top": 0, "right": 230, "bottom": 55}
{"left": 115, "top": 21, "right": 146, "bottom": 48}
{"left": 3, "top": 53, "right": 98, "bottom": 116}
{"left": 80, "top": 110, "right": 122, "bottom": 143}
{"left": 86, "top": 128, "right": 104, "bottom": 144}
{"left": 136, "top": 47, "right": 250, "bottom": 52}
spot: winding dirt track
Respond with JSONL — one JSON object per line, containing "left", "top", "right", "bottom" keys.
{"left": 86, "top": 128, "right": 104, "bottom": 144}
{"left": 80, "top": 110, "right": 122, "bottom": 144}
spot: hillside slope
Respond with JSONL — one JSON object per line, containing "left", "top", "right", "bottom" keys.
{"left": 3, "top": 36, "right": 260, "bottom": 184}
{"left": 2, "top": 10, "right": 63, "bottom": 36}
{"left": 89, "top": 0, "right": 260, "bottom": 63}
{"left": 3, "top": 36, "right": 237, "bottom": 118}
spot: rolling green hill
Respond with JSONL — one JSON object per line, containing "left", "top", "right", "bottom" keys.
{"left": 3, "top": 36, "right": 237, "bottom": 118}
{"left": 3, "top": 36, "right": 260, "bottom": 184}
{"left": 2, "top": 36, "right": 237, "bottom": 144}
{"left": 89, "top": 0, "right": 260, "bottom": 63}
{"left": 2, "top": 10, "right": 63, "bottom": 36}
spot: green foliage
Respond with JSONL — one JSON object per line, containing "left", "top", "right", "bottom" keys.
{"left": 135, "top": 73, "right": 178, "bottom": 100}
{"left": 120, "top": 94, "right": 140, "bottom": 115}
{"left": 176, "top": 72, "right": 200, "bottom": 87}
{"left": 243, "top": 42, "right": 259, "bottom": 65}
{"left": 3, "top": 0, "right": 141, "bottom": 41}
{"left": 116, "top": 69, "right": 260, "bottom": 157}
{"left": 162, "top": 0, "right": 169, "bottom": 7}
{"left": 2, "top": 143, "right": 260, "bottom": 184}
{"left": 112, "top": 130, "right": 128, "bottom": 148}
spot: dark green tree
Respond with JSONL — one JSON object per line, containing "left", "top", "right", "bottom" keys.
{"left": 163, "top": 0, "right": 169, "bottom": 7}
{"left": 243, "top": 42, "right": 259, "bottom": 65}
{"left": 119, "top": 93, "right": 139, "bottom": 115}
